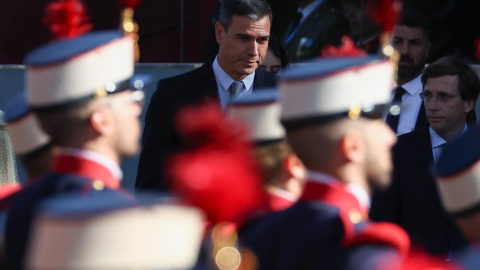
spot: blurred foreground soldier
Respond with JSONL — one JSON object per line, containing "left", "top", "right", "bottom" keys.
{"left": 5, "top": 30, "right": 142, "bottom": 270}
{"left": 240, "top": 57, "right": 410, "bottom": 270}
{"left": 24, "top": 194, "right": 204, "bottom": 270}
{"left": 371, "top": 56, "right": 478, "bottom": 257}
{"left": 137, "top": 0, "right": 277, "bottom": 192}
{"left": 228, "top": 90, "right": 306, "bottom": 211}
{"left": 166, "top": 101, "right": 268, "bottom": 269}
{"left": 436, "top": 124, "right": 480, "bottom": 269}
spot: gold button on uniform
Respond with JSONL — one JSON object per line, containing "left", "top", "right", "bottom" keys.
{"left": 215, "top": 246, "right": 241, "bottom": 270}
{"left": 349, "top": 210, "right": 362, "bottom": 224}
{"left": 92, "top": 180, "right": 105, "bottom": 191}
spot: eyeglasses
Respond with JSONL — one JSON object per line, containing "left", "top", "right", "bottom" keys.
{"left": 107, "top": 90, "right": 145, "bottom": 108}
{"left": 419, "top": 92, "right": 461, "bottom": 102}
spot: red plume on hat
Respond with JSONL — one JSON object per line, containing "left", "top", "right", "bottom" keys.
{"left": 366, "top": 0, "right": 402, "bottom": 33}
{"left": 321, "top": 36, "right": 367, "bottom": 57}
{"left": 44, "top": 0, "right": 92, "bottom": 39}
{"left": 167, "top": 101, "right": 268, "bottom": 226}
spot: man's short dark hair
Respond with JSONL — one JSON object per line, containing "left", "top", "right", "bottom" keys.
{"left": 218, "top": 0, "right": 272, "bottom": 31}
{"left": 421, "top": 56, "right": 480, "bottom": 123}
{"left": 422, "top": 56, "right": 480, "bottom": 102}
{"left": 397, "top": 10, "right": 430, "bottom": 40}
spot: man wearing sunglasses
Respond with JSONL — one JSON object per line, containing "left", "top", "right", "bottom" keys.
{"left": 371, "top": 56, "right": 479, "bottom": 258}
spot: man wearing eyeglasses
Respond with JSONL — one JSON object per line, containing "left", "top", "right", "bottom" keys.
{"left": 371, "top": 56, "right": 479, "bottom": 259}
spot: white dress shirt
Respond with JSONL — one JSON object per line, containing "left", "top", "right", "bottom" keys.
{"left": 212, "top": 56, "right": 254, "bottom": 110}
{"left": 394, "top": 75, "right": 423, "bottom": 136}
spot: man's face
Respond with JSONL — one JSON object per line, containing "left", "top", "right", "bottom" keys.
{"left": 216, "top": 15, "right": 271, "bottom": 80}
{"left": 364, "top": 120, "right": 397, "bottom": 189}
{"left": 392, "top": 25, "right": 430, "bottom": 83}
{"left": 108, "top": 90, "right": 144, "bottom": 158}
{"left": 424, "top": 75, "right": 474, "bottom": 140}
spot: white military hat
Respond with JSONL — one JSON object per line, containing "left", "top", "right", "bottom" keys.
{"left": 279, "top": 56, "right": 394, "bottom": 129}
{"left": 26, "top": 195, "right": 204, "bottom": 270}
{"left": 3, "top": 92, "right": 50, "bottom": 156}
{"left": 227, "top": 89, "right": 285, "bottom": 144}
{"left": 25, "top": 31, "right": 134, "bottom": 110}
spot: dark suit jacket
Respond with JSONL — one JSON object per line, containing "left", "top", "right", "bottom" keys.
{"left": 282, "top": 0, "right": 348, "bottom": 62}
{"left": 370, "top": 127, "right": 468, "bottom": 256}
{"left": 135, "top": 59, "right": 277, "bottom": 191}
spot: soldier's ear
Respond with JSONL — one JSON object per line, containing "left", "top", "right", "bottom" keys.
{"left": 283, "top": 153, "right": 306, "bottom": 180}
{"left": 340, "top": 129, "right": 365, "bottom": 163}
{"left": 89, "top": 109, "right": 114, "bottom": 136}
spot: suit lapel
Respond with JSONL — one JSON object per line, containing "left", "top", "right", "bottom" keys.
{"left": 411, "top": 128, "right": 438, "bottom": 203}
{"left": 253, "top": 68, "right": 276, "bottom": 91}
{"left": 198, "top": 58, "right": 220, "bottom": 102}
{"left": 414, "top": 102, "right": 428, "bottom": 130}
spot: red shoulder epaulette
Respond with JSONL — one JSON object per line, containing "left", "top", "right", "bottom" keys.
{"left": 343, "top": 222, "right": 411, "bottom": 258}
{"left": 0, "top": 183, "right": 22, "bottom": 211}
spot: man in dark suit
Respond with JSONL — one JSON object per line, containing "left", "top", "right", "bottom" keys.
{"left": 136, "top": 0, "right": 277, "bottom": 191}
{"left": 386, "top": 10, "right": 431, "bottom": 135}
{"left": 370, "top": 56, "right": 480, "bottom": 258}
{"left": 282, "top": 0, "right": 348, "bottom": 62}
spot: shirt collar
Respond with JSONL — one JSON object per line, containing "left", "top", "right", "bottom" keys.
{"left": 298, "top": 0, "right": 325, "bottom": 24}
{"left": 268, "top": 187, "right": 298, "bottom": 202}
{"left": 212, "top": 56, "right": 255, "bottom": 92}
{"left": 429, "top": 123, "right": 468, "bottom": 147}
{"left": 306, "top": 170, "right": 370, "bottom": 209}
{"left": 396, "top": 74, "right": 423, "bottom": 96}
{"left": 57, "top": 147, "right": 123, "bottom": 180}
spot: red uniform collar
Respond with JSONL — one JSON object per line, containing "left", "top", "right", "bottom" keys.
{"left": 51, "top": 154, "right": 120, "bottom": 190}
{"left": 300, "top": 180, "right": 368, "bottom": 222}
{"left": 267, "top": 192, "right": 296, "bottom": 212}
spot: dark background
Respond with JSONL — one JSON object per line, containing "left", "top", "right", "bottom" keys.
{"left": 1, "top": 0, "right": 480, "bottom": 64}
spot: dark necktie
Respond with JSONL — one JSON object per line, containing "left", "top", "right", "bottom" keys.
{"left": 386, "top": 86, "right": 406, "bottom": 133}
{"left": 228, "top": 80, "right": 245, "bottom": 97}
